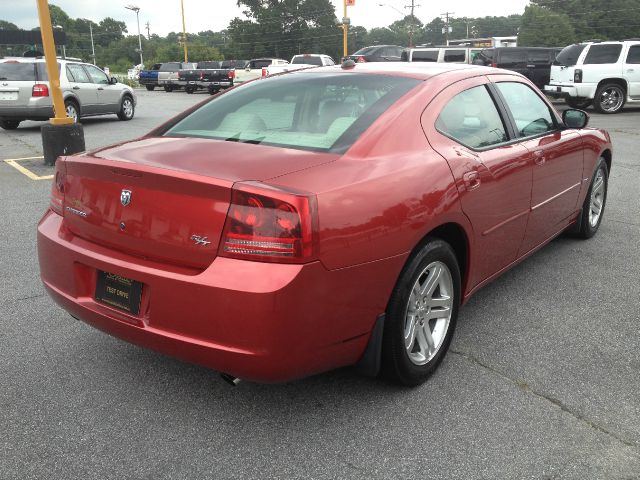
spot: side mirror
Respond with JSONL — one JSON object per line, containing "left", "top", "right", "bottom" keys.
{"left": 563, "top": 109, "right": 589, "bottom": 129}
{"left": 109, "top": 76, "right": 118, "bottom": 85}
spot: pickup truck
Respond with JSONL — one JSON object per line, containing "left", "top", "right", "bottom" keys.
{"left": 263, "top": 54, "right": 335, "bottom": 76}
{"left": 137, "top": 63, "right": 162, "bottom": 91}
{"left": 234, "top": 58, "right": 289, "bottom": 83}
{"left": 157, "top": 62, "right": 197, "bottom": 92}
{"left": 178, "top": 61, "right": 235, "bottom": 95}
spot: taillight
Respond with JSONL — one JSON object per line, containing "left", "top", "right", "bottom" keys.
{"left": 50, "top": 167, "right": 65, "bottom": 216}
{"left": 199, "top": 72, "right": 204, "bottom": 80}
{"left": 32, "top": 83, "right": 49, "bottom": 97}
{"left": 357, "top": 56, "right": 366, "bottom": 63}
{"left": 261, "top": 67, "right": 268, "bottom": 77}
{"left": 220, "top": 183, "right": 318, "bottom": 264}
{"left": 574, "top": 69, "right": 583, "bottom": 83}
{"left": 490, "top": 63, "right": 497, "bottom": 68}
{"left": 228, "top": 69, "right": 235, "bottom": 79}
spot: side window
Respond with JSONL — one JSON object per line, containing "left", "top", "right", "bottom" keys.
{"left": 66, "top": 64, "right": 90, "bottom": 83}
{"left": 626, "top": 45, "right": 640, "bottom": 64}
{"left": 412, "top": 50, "right": 438, "bottom": 62}
{"left": 528, "top": 50, "right": 551, "bottom": 64}
{"left": 496, "top": 82, "right": 556, "bottom": 137}
{"left": 498, "top": 50, "right": 526, "bottom": 67}
{"left": 84, "top": 65, "right": 109, "bottom": 84}
{"left": 435, "top": 85, "right": 508, "bottom": 149}
{"left": 584, "top": 44, "right": 623, "bottom": 64}
{"left": 444, "top": 50, "right": 466, "bottom": 63}
{"left": 65, "top": 66, "right": 75, "bottom": 82}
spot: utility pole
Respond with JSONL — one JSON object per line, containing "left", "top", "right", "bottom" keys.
{"left": 125, "top": 5, "right": 143, "bottom": 67}
{"left": 89, "top": 23, "right": 96, "bottom": 64}
{"left": 404, "top": 0, "right": 420, "bottom": 48}
{"left": 180, "top": 0, "right": 188, "bottom": 63}
{"left": 145, "top": 21, "right": 150, "bottom": 40}
{"left": 440, "top": 11, "right": 453, "bottom": 45}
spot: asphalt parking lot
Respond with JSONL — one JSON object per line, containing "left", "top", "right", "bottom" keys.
{"left": 1, "top": 89, "right": 639, "bottom": 479}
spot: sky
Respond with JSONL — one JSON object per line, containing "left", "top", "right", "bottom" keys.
{"left": 2, "top": 0, "right": 530, "bottom": 35}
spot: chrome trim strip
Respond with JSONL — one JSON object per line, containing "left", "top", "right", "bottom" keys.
{"left": 531, "top": 182, "right": 581, "bottom": 212}
{"left": 482, "top": 210, "right": 529, "bottom": 236}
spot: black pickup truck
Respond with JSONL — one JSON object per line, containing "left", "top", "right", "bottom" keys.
{"left": 178, "top": 61, "right": 236, "bottom": 95}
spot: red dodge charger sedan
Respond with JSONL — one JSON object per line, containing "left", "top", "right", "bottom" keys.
{"left": 38, "top": 62, "right": 612, "bottom": 385}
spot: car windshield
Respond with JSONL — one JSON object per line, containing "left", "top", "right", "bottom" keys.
{"left": 165, "top": 72, "right": 420, "bottom": 153}
{"left": 554, "top": 44, "right": 587, "bottom": 66}
{"left": 292, "top": 56, "right": 323, "bottom": 66}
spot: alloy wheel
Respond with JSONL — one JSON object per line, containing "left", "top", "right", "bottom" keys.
{"left": 65, "top": 103, "right": 78, "bottom": 123}
{"left": 122, "top": 98, "right": 134, "bottom": 119}
{"left": 589, "top": 167, "right": 606, "bottom": 227}
{"left": 598, "top": 86, "right": 624, "bottom": 113}
{"left": 404, "top": 261, "right": 454, "bottom": 366}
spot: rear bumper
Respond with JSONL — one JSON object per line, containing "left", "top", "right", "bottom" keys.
{"left": 37, "top": 211, "right": 400, "bottom": 382}
{"left": 544, "top": 83, "right": 596, "bottom": 99}
{"left": 0, "top": 104, "right": 52, "bottom": 121}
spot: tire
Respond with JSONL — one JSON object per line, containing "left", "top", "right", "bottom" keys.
{"left": 0, "top": 120, "right": 20, "bottom": 130}
{"left": 566, "top": 97, "right": 592, "bottom": 109}
{"left": 381, "top": 238, "right": 461, "bottom": 386}
{"left": 185, "top": 86, "right": 195, "bottom": 94}
{"left": 164, "top": 85, "right": 174, "bottom": 93}
{"left": 208, "top": 85, "right": 219, "bottom": 95}
{"left": 570, "top": 157, "right": 609, "bottom": 239}
{"left": 117, "top": 95, "right": 135, "bottom": 121}
{"left": 64, "top": 100, "right": 79, "bottom": 123}
{"left": 145, "top": 85, "right": 155, "bottom": 91}
{"left": 593, "top": 83, "right": 626, "bottom": 114}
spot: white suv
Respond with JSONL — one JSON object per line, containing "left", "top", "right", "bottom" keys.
{"left": 545, "top": 40, "right": 640, "bottom": 114}
{"left": 0, "top": 57, "right": 136, "bottom": 130}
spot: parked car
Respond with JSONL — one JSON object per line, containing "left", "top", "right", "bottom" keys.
{"left": 0, "top": 57, "right": 136, "bottom": 129}
{"left": 473, "top": 47, "right": 561, "bottom": 89}
{"left": 234, "top": 58, "right": 289, "bottom": 83}
{"left": 264, "top": 54, "right": 335, "bottom": 76}
{"left": 38, "top": 63, "right": 612, "bottom": 386}
{"left": 138, "top": 63, "right": 162, "bottom": 91}
{"left": 157, "top": 61, "right": 197, "bottom": 92}
{"left": 343, "top": 45, "right": 404, "bottom": 63}
{"left": 401, "top": 47, "right": 484, "bottom": 64}
{"left": 544, "top": 40, "right": 640, "bottom": 113}
{"left": 178, "top": 61, "right": 235, "bottom": 95}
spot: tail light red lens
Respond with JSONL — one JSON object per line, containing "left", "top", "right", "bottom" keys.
{"left": 50, "top": 166, "right": 65, "bottom": 216}
{"left": 228, "top": 69, "right": 235, "bottom": 79}
{"left": 490, "top": 63, "right": 497, "bottom": 68}
{"left": 357, "top": 56, "right": 366, "bottom": 63}
{"left": 574, "top": 69, "right": 583, "bottom": 83}
{"left": 261, "top": 67, "right": 269, "bottom": 77}
{"left": 220, "top": 183, "right": 318, "bottom": 264}
{"left": 32, "top": 83, "right": 49, "bottom": 97}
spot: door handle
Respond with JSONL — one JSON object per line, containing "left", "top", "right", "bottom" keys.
{"left": 72, "top": 86, "right": 80, "bottom": 90}
{"left": 627, "top": 69, "right": 635, "bottom": 73}
{"left": 526, "top": 64, "right": 536, "bottom": 68}
{"left": 463, "top": 171, "right": 481, "bottom": 191}
{"left": 533, "top": 149, "right": 546, "bottom": 166}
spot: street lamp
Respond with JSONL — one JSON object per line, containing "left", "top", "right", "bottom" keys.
{"left": 378, "top": 3, "right": 416, "bottom": 47}
{"left": 378, "top": 3, "right": 404, "bottom": 16}
{"left": 125, "top": 5, "right": 144, "bottom": 67}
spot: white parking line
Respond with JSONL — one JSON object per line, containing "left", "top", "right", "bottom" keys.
{"left": 3, "top": 156, "right": 53, "bottom": 181}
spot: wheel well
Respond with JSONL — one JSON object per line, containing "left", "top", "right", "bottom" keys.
{"left": 63, "top": 96, "right": 80, "bottom": 114}
{"left": 597, "top": 78, "right": 628, "bottom": 94}
{"left": 412, "top": 223, "right": 469, "bottom": 291}
{"left": 601, "top": 149, "right": 612, "bottom": 172}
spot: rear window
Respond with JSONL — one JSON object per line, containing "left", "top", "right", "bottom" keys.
{"left": 444, "top": 50, "right": 466, "bottom": 63}
{"left": 0, "top": 62, "right": 36, "bottom": 81}
{"left": 165, "top": 73, "right": 420, "bottom": 153}
{"left": 291, "top": 56, "right": 323, "bottom": 66}
{"left": 250, "top": 59, "right": 273, "bottom": 69}
{"left": 197, "top": 61, "right": 221, "bottom": 69}
{"left": 160, "top": 63, "right": 180, "bottom": 72}
{"left": 584, "top": 44, "right": 622, "bottom": 64}
{"left": 554, "top": 44, "right": 587, "bottom": 66}
{"left": 412, "top": 50, "right": 439, "bottom": 62}
{"left": 222, "top": 60, "right": 249, "bottom": 69}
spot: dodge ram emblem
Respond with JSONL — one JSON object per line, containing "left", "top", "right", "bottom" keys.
{"left": 120, "top": 189, "right": 132, "bottom": 206}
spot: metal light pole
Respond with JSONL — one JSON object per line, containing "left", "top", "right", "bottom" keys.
{"left": 89, "top": 23, "right": 96, "bottom": 64}
{"left": 180, "top": 0, "right": 188, "bottom": 62}
{"left": 125, "top": 5, "right": 143, "bottom": 67}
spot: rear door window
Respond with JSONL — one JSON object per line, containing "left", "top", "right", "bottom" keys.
{"left": 626, "top": 45, "right": 640, "bottom": 64}
{"left": 412, "top": 50, "right": 439, "bottom": 62}
{"left": 66, "top": 64, "right": 91, "bottom": 83}
{"left": 444, "top": 50, "right": 466, "bottom": 63}
{"left": 496, "top": 82, "right": 556, "bottom": 138}
{"left": 584, "top": 44, "right": 623, "bottom": 64}
{"left": 435, "top": 85, "right": 508, "bottom": 149}
{"left": 528, "top": 50, "right": 552, "bottom": 64}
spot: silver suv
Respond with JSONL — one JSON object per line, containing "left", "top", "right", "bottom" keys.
{"left": 0, "top": 57, "right": 136, "bottom": 130}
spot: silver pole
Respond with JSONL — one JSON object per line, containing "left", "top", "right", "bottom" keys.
{"left": 89, "top": 23, "right": 96, "bottom": 64}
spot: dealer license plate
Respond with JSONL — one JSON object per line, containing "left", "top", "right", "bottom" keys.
{"left": 95, "top": 271, "right": 143, "bottom": 315}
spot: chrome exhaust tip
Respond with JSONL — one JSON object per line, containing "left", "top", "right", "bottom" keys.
{"left": 220, "top": 373, "right": 241, "bottom": 386}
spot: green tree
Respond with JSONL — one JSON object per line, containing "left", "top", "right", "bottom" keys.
{"left": 0, "top": 20, "right": 19, "bottom": 30}
{"left": 518, "top": 5, "right": 576, "bottom": 47}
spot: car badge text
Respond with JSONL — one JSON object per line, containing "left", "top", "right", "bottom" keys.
{"left": 65, "top": 206, "right": 88, "bottom": 218}
{"left": 120, "top": 189, "right": 132, "bottom": 206}
{"left": 191, "top": 235, "right": 211, "bottom": 246}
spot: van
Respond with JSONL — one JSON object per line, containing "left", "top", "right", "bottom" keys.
{"left": 401, "top": 47, "right": 484, "bottom": 65}
{"left": 474, "top": 47, "right": 561, "bottom": 89}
